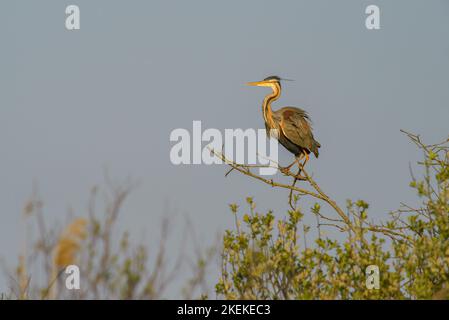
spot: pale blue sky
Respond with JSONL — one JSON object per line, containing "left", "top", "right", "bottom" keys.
{"left": 1, "top": 0, "right": 448, "bottom": 296}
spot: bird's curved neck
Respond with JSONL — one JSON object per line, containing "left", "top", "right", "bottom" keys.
{"left": 262, "top": 83, "right": 281, "bottom": 127}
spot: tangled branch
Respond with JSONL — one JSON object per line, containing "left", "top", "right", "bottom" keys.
{"left": 211, "top": 147, "right": 408, "bottom": 243}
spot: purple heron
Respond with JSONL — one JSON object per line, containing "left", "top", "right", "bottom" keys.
{"left": 247, "top": 75, "right": 321, "bottom": 175}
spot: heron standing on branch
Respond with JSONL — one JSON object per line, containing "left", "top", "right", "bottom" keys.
{"left": 247, "top": 76, "right": 320, "bottom": 177}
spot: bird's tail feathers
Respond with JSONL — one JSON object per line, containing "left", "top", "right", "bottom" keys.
{"left": 312, "top": 140, "right": 321, "bottom": 158}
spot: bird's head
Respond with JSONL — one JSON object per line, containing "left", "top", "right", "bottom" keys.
{"left": 246, "top": 75, "right": 292, "bottom": 88}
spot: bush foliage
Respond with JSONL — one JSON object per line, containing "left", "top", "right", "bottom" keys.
{"left": 216, "top": 132, "right": 449, "bottom": 299}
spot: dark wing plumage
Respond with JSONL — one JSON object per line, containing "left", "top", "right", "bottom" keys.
{"left": 275, "top": 107, "right": 321, "bottom": 158}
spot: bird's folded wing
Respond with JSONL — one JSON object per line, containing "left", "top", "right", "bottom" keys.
{"left": 280, "top": 110, "right": 315, "bottom": 152}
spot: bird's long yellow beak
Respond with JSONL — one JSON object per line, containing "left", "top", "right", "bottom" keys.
{"left": 247, "top": 80, "right": 270, "bottom": 87}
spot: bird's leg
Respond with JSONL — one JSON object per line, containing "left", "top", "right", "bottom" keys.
{"left": 279, "top": 158, "right": 298, "bottom": 175}
{"left": 301, "top": 151, "right": 310, "bottom": 168}
{"left": 280, "top": 153, "right": 304, "bottom": 174}
{"left": 294, "top": 151, "right": 309, "bottom": 180}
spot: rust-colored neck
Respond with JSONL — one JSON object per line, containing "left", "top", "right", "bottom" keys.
{"left": 262, "top": 82, "right": 281, "bottom": 129}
